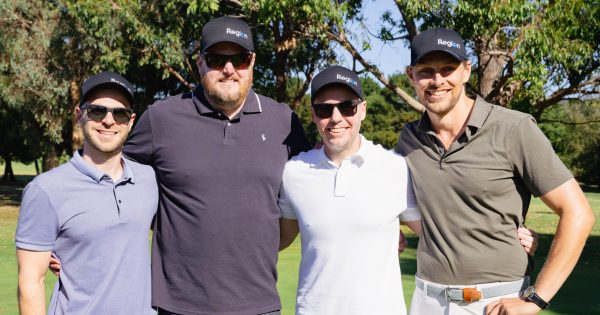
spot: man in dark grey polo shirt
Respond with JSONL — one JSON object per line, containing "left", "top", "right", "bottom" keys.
{"left": 396, "top": 28, "right": 595, "bottom": 315}
{"left": 124, "top": 16, "right": 309, "bottom": 315}
{"left": 16, "top": 72, "right": 158, "bottom": 314}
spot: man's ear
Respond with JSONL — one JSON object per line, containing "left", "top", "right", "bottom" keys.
{"left": 359, "top": 100, "right": 367, "bottom": 121}
{"left": 196, "top": 54, "right": 204, "bottom": 70}
{"left": 462, "top": 61, "right": 472, "bottom": 84}
{"left": 406, "top": 66, "right": 415, "bottom": 84}
{"left": 128, "top": 113, "right": 136, "bottom": 132}
{"left": 75, "top": 106, "right": 83, "bottom": 122}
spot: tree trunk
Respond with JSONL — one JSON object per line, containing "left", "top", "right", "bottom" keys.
{"left": 2, "top": 155, "right": 16, "bottom": 182}
{"left": 476, "top": 37, "right": 508, "bottom": 105}
{"left": 42, "top": 144, "right": 59, "bottom": 172}
{"left": 272, "top": 21, "right": 292, "bottom": 103}
{"left": 34, "top": 158, "right": 40, "bottom": 175}
{"left": 70, "top": 80, "right": 84, "bottom": 151}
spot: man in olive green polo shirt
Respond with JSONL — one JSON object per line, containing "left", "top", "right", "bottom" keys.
{"left": 396, "top": 28, "right": 595, "bottom": 315}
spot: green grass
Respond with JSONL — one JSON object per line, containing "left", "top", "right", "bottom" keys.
{"left": 2, "top": 162, "right": 600, "bottom": 314}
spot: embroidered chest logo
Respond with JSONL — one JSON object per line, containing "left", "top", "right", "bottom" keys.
{"left": 262, "top": 134, "right": 267, "bottom": 141}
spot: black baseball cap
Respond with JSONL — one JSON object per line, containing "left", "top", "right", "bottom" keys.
{"left": 410, "top": 28, "right": 468, "bottom": 66}
{"left": 311, "top": 66, "right": 363, "bottom": 102}
{"left": 80, "top": 71, "right": 134, "bottom": 107}
{"left": 201, "top": 16, "right": 254, "bottom": 53}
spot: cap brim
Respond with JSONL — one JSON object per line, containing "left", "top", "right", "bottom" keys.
{"left": 202, "top": 41, "right": 253, "bottom": 53}
{"left": 81, "top": 83, "right": 134, "bottom": 107}
{"left": 411, "top": 49, "right": 467, "bottom": 66}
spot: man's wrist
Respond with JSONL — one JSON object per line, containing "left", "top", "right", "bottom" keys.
{"left": 521, "top": 286, "right": 550, "bottom": 310}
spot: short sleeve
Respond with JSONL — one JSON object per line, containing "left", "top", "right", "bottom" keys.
{"left": 123, "top": 108, "right": 154, "bottom": 165}
{"left": 285, "top": 112, "right": 311, "bottom": 159}
{"left": 506, "top": 116, "right": 573, "bottom": 197}
{"left": 399, "top": 168, "right": 421, "bottom": 222}
{"left": 277, "top": 183, "right": 297, "bottom": 219}
{"left": 15, "top": 182, "right": 59, "bottom": 251}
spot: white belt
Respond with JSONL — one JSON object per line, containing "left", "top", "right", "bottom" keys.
{"left": 416, "top": 277, "right": 529, "bottom": 303}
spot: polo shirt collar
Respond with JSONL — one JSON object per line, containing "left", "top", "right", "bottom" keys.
{"left": 467, "top": 95, "right": 493, "bottom": 130}
{"left": 192, "top": 86, "right": 262, "bottom": 116}
{"left": 70, "top": 150, "right": 135, "bottom": 184}
{"left": 312, "top": 135, "right": 369, "bottom": 167}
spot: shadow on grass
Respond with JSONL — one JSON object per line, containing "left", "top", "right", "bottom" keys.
{"left": 0, "top": 175, "right": 34, "bottom": 207}
{"left": 400, "top": 234, "right": 600, "bottom": 314}
{"left": 530, "top": 234, "right": 600, "bottom": 314}
{"left": 581, "top": 183, "right": 600, "bottom": 193}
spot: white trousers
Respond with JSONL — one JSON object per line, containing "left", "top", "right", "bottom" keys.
{"left": 408, "top": 277, "right": 526, "bottom": 315}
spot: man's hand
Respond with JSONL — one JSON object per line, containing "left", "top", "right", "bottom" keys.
{"left": 398, "top": 229, "right": 408, "bottom": 254}
{"left": 49, "top": 254, "right": 61, "bottom": 277}
{"left": 486, "top": 297, "right": 541, "bottom": 315}
{"left": 517, "top": 227, "right": 538, "bottom": 256}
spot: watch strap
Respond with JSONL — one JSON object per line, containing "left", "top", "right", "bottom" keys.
{"left": 523, "top": 286, "right": 549, "bottom": 310}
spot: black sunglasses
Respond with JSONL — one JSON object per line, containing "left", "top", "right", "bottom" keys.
{"left": 312, "top": 99, "right": 362, "bottom": 119}
{"left": 81, "top": 103, "right": 134, "bottom": 124}
{"left": 202, "top": 52, "right": 253, "bottom": 69}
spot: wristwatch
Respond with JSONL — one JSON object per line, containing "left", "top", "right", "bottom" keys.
{"left": 522, "top": 286, "right": 549, "bottom": 310}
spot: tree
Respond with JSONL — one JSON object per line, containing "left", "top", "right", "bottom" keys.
{"left": 360, "top": 74, "right": 420, "bottom": 148}
{"left": 325, "top": 0, "right": 600, "bottom": 118}
{"left": 0, "top": 104, "right": 43, "bottom": 181}
{"left": 539, "top": 99, "right": 600, "bottom": 185}
{"left": 0, "top": 0, "right": 69, "bottom": 170}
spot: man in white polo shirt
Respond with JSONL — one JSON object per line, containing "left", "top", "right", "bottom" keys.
{"left": 277, "top": 65, "right": 539, "bottom": 315}
{"left": 278, "top": 66, "right": 422, "bottom": 315}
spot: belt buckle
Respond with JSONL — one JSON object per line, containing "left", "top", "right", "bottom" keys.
{"left": 445, "top": 287, "right": 481, "bottom": 302}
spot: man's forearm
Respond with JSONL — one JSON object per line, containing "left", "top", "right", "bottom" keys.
{"left": 530, "top": 206, "right": 594, "bottom": 303}
{"left": 18, "top": 278, "right": 46, "bottom": 315}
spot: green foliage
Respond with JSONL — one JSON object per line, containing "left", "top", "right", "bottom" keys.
{"left": 539, "top": 100, "right": 600, "bottom": 185}
{"left": 361, "top": 74, "right": 420, "bottom": 148}
{"left": 380, "top": 0, "right": 599, "bottom": 114}
{"left": 0, "top": 1, "right": 68, "bottom": 144}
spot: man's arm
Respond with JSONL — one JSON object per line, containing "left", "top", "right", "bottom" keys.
{"left": 17, "top": 249, "right": 52, "bottom": 315}
{"left": 402, "top": 220, "right": 422, "bottom": 236}
{"left": 486, "top": 178, "right": 595, "bottom": 315}
{"left": 279, "top": 218, "right": 300, "bottom": 251}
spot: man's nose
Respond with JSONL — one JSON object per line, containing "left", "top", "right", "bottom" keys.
{"left": 431, "top": 72, "right": 446, "bottom": 86}
{"left": 222, "top": 60, "right": 236, "bottom": 74}
{"left": 330, "top": 105, "right": 344, "bottom": 121}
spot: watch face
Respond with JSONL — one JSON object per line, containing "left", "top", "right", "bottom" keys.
{"left": 523, "top": 286, "right": 536, "bottom": 298}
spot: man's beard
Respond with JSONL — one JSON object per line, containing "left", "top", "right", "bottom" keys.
{"left": 202, "top": 72, "right": 253, "bottom": 110}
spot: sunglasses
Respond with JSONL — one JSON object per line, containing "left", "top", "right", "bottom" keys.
{"left": 81, "top": 103, "right": 134, "bottom": 124}
{"left": 312, "top": 99, "right": 362, "bottom": 119}
{"left": 202, "top": 52, "right": 253, "bottom": 69}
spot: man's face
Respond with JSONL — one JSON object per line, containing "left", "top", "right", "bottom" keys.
{"left": 407, "top": 51, "right": 471, "bottom": 116}
{"left": 76, "top": 89, "right": 135, "bottom": 157}
{"left": 197, "top": 42, "right": 255, "bottom": 113}
{"left": 312, "top": 86, "right": 366, "bottom": 157}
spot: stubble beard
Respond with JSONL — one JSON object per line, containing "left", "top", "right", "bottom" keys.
{"left": 82, "top": 124, "right": 128, "bottom": 156}
{"left": 202, "top": 72, "right": 253, "bottom": 111}
{"left": 423, "top": 85, "right": 463, "bottom": 117}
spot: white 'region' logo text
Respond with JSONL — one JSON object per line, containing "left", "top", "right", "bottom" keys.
{"left": 437, "top": 39, "right": 460, "bottom": 49}
{"left": 336, "top": 74, "right": 358, "bottom": 86}
{"left": 226, "top": 28, "right": 249, "bottom": 39}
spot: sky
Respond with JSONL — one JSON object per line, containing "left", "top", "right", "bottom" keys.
{"left": 332, "top": 0, "right": 412, "bottom": 77}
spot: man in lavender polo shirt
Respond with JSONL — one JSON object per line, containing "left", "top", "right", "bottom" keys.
{"left": 16, "top": 72, "right": 158, "bottom": 314}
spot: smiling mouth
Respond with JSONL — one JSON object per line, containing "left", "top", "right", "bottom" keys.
{"left": 219, "top": 79, "right": 238, "bottom": 83}
{"left": 97, "top": 130, "right": 118, "bottom": 135}
{"left": 327, "top": 127, "right": 348, "bottom": 134}
{"left": 427, "top": 90, "right": 451, "bottom": 96}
